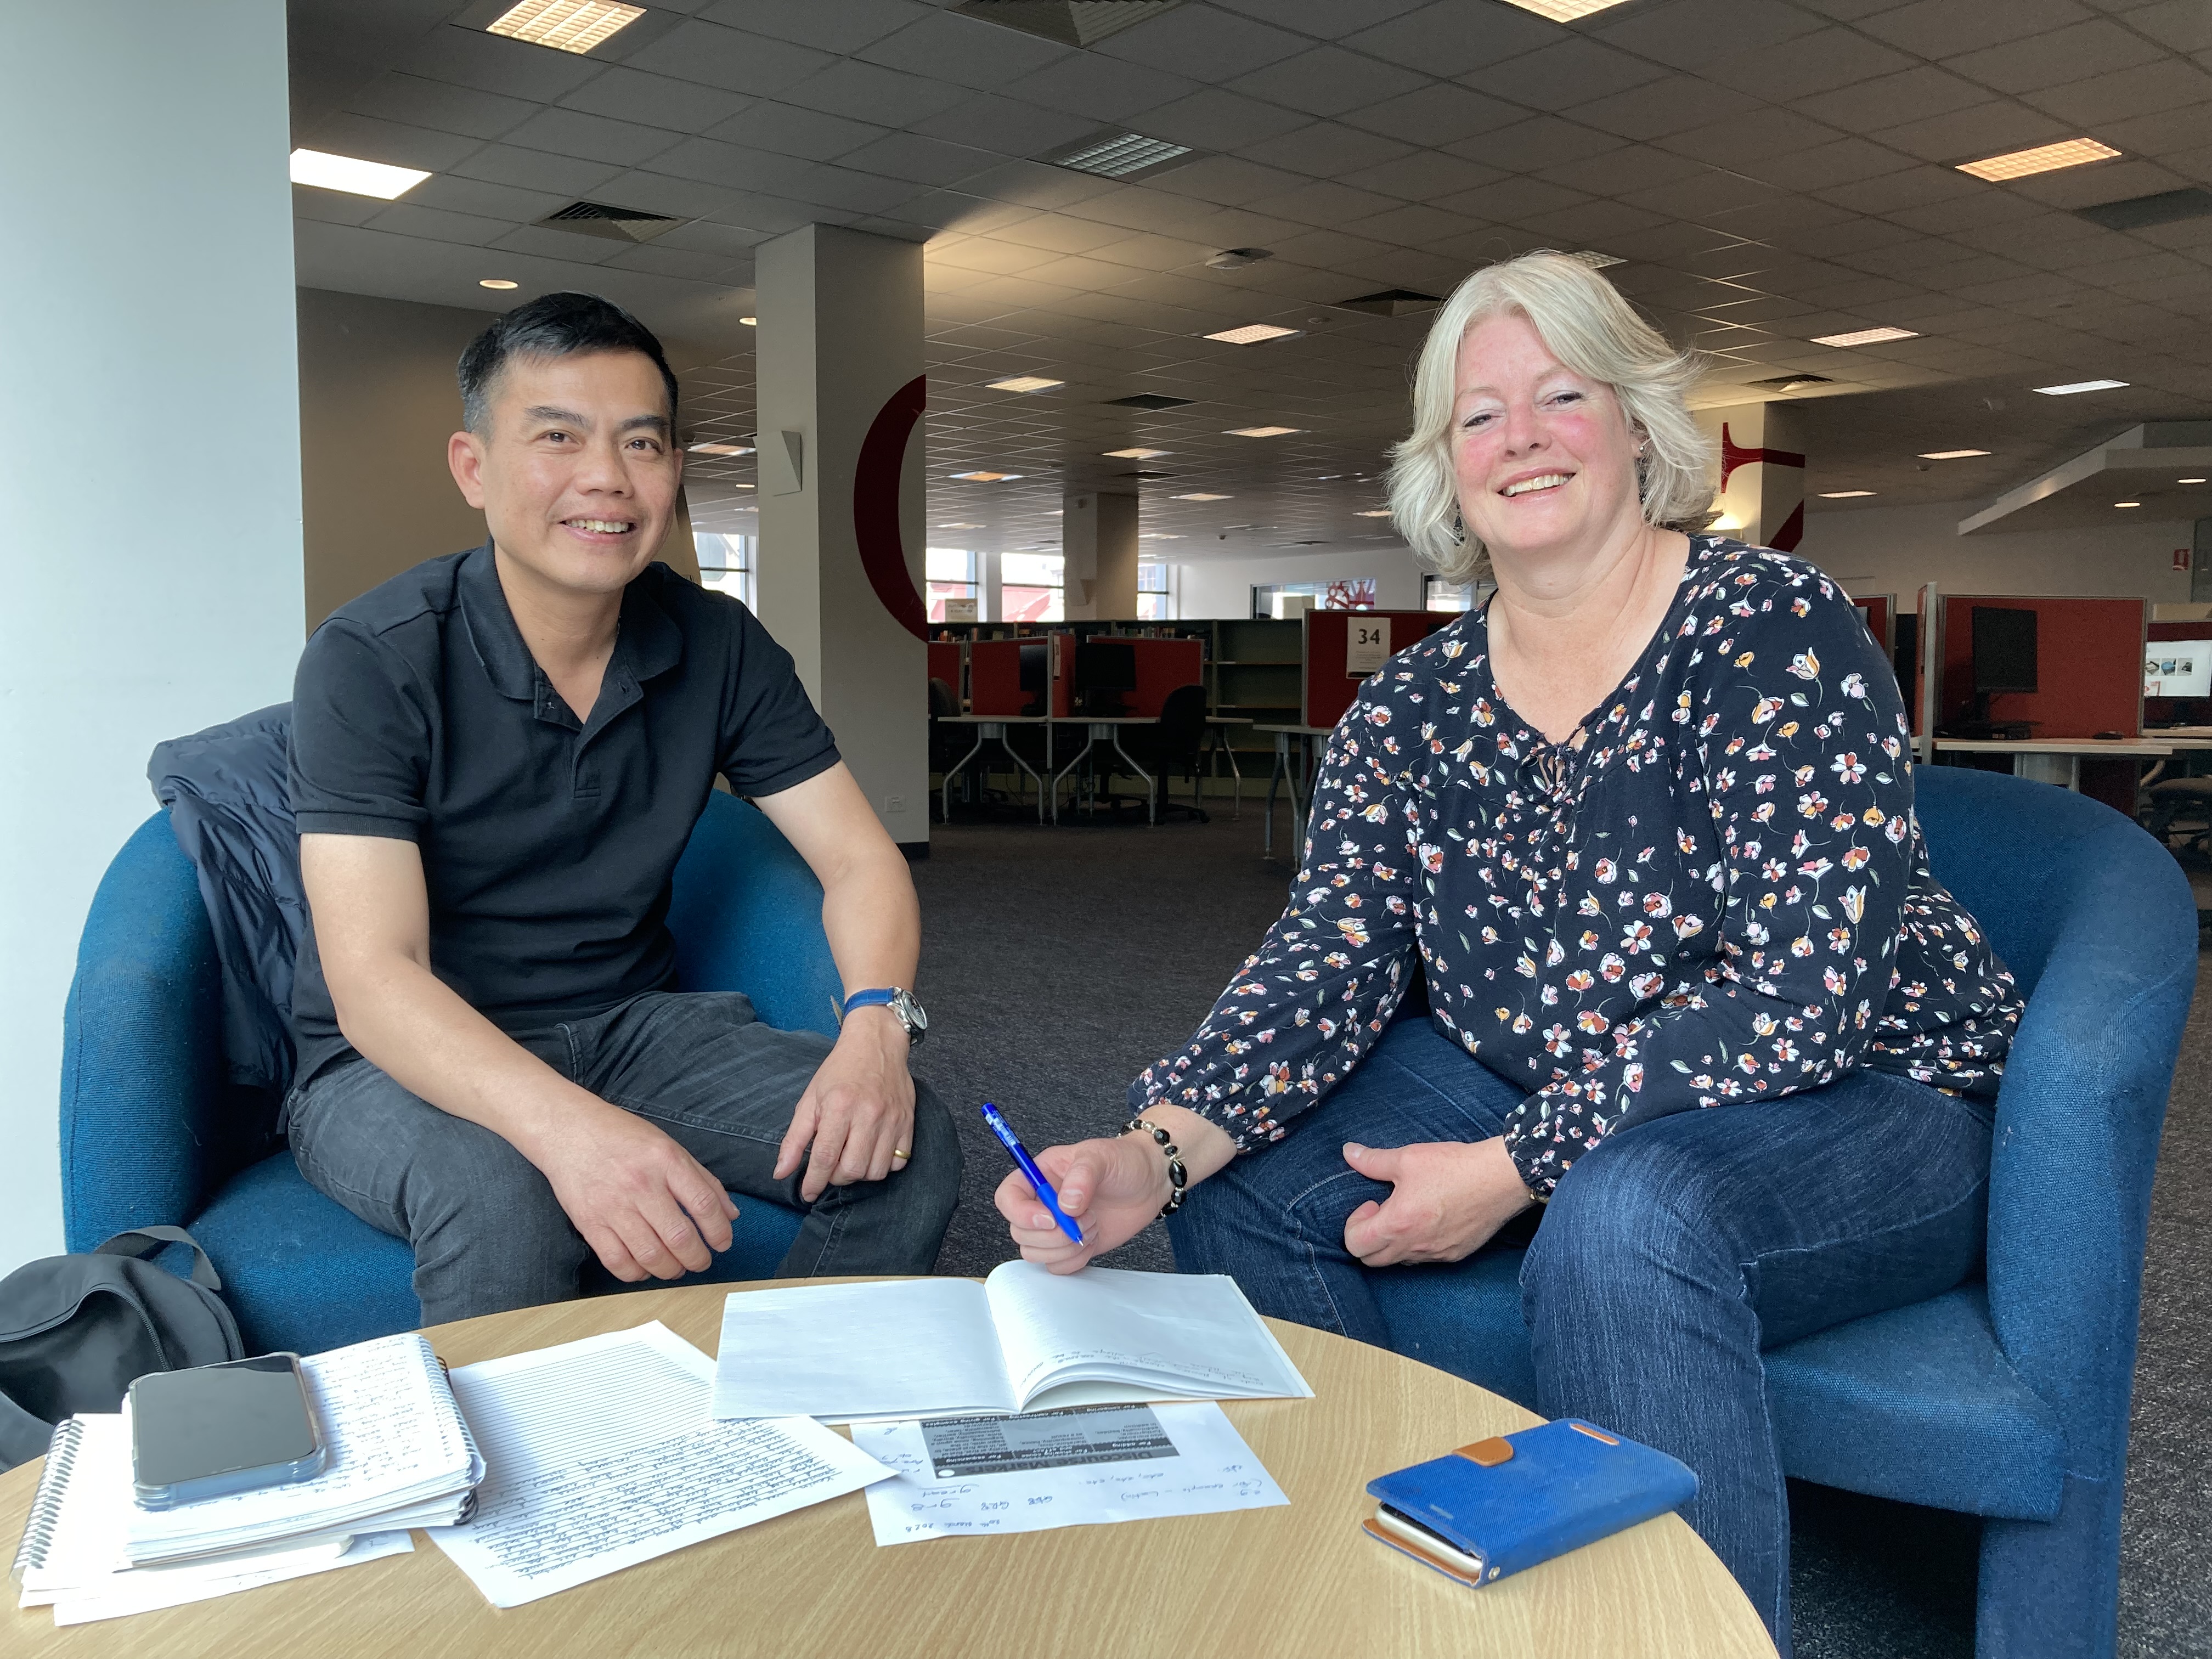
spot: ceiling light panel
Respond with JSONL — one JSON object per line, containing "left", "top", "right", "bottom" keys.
{"left": 688, "top": 443, "right": 753, "bottom": 456}
{"left": 289, "top": 149, "right": 430, "bottom": 200}
{"left": 1568, "top": 251, "right": 1625, "bottom": 269}
{"left": 479, "top": 278, "right": 518, "bottom": 290}
{"left": 1355, "top": 509, "right": 1393, "bottom": 517}
{"left": 1104, "top": 448, "right": 1169, "bottom": 459}
{"left": 1042, "top": 130, "right": 1192, "bottom": 180}
{"left": 950, "top": 471, "right": 1020, "bottom": 481}
{"left": 1920, "top": 449, "right": 1991, "bottom": 460}
{"left": 486, "top": 0, "right": 644, "bottom": 54}
{"left": 986, "top": 376, "right": 1063, "bottom": 393}
{"left": 1172, "top": 493, "right": 1231, "bottom": 501}
{"left": 1956, "top": 138, "right": 2121, "bottom": 182}
{"left": 1203, "top": 324, "right": 1301, "bottom": 346}
{"left": 1811, "top": 326, "right": 1920, "bottom": 348}
{"left": 2035, "top": 379, "right": 2128, "bottom": 395}
{"left": 1819, "top": 490, "right": 1877, "bottom": 499}
{"left": 1497, "top": 0, "right": 1633, "bottom": 17}
{"left": 1227, "top": 427, "right": 1302, "bottom": 438}
{"left": 2115, "top": 501, "right": 2141, "bottom": 508}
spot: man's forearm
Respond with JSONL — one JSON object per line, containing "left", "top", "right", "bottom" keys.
{"left": 818, "top": 841, "right": 921, "bottom": 1002}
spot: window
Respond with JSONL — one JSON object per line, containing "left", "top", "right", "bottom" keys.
{"left": 1423, "top": 575, "right": 1491, "bottom": 612}
{"left": 926, "top": 547, "right": 978, "bottom": 623}
{"left": 695, "top": 532, "right": 754, "bottom": 610}
{"left": 1137, "top": 559, "right": 1175, "bottom": 621}
{"left": 1001, "top": 551, "right": 1064, "bottom": 622}
{"left": 1251, "top": 578, "right": 1376, "bottom": 619}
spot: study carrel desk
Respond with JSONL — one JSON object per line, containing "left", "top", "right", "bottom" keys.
{"left": 0, "top": 1278, "right": 1774, "bottom": 1659}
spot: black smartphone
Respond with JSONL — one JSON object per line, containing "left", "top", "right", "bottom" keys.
{"left": 129, "top": 1352, "right": 327, "bottom": 1510}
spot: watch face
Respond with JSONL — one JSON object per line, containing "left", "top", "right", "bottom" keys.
{"left": 894, "top": 990, "right": 929, "bottom": 1032}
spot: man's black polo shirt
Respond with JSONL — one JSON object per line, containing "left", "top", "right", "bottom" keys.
{"left": 287, "top": 543, "right": 840, "bottom": 1088}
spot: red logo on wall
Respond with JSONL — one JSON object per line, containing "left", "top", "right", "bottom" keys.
{"left": 2176, "top": 548, "right": 2192, "bottom": 572}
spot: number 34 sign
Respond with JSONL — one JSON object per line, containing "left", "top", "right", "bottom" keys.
{"left": 1345, "top": 618, "right": 1392, "bottom": 677}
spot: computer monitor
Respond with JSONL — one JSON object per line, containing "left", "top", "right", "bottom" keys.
{"left": 1075, "top": 640, "right": 1138, "bottom": 714}
{"left": 2146, "top": 640, "right": 2212, "bottom": 699}
{"left": 1017, "top": 640, "right": 1048, "bottom": 714}
{"left": 1971, "top": 607, "right": 2037, "bottom": 695}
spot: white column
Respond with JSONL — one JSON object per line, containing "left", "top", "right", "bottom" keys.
{"left": 754, "top": 226, "right": 928, "bottom": 849}
{"left": 0, "top": 0, "right": 303, "bottom": 1271}
{"left": 1695, "top": 403, "right": 1808, "bottom": 552}
{"left": 1062, "top": 490, "right": 1139, "bottom": 619}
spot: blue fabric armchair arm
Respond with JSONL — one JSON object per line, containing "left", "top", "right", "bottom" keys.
{"left": 668, "top": 790, "right": 844, "bottom": 1038}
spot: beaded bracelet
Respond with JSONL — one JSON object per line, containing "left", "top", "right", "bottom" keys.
{"left": 1123, "top": 1117, "right": 1189, "bottom": 1217}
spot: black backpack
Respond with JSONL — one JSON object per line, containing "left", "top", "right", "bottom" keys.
{"left": 0, "top": 1227, "right": 244, "bottom": 1471}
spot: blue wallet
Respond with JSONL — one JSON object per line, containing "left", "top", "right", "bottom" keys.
{"left": 1364, "top": 1419, "right": 1697, "bottom": 1587}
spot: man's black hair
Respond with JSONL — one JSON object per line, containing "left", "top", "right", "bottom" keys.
{"left": 456, "top": 291, "right": 680, "bottom": 435}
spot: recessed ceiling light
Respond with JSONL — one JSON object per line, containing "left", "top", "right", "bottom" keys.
{"left": 936, "top": 522, "right": 984, "bottom": 529}
{"left": 288, "top": 148, "right": 430, "bottom": 200}
{"left": 1226, "top": 426, "right": 1301, "bottom": 438}
{"left": 687, "top": 442, "right": 754, "bottom": 456}
{"left": 738, "top": 316, "right": 757, "bottom": 327}
{"left": 1104, "top": 448, "right": 1169, "bottom": 459}
{"left": 1568, "top": 250, "right": 1625, "bottom": 269}
{"left": 1355, "top": 509, "right": 1393, "bottom": 517}
{"left": 1498, "top": 0, "right": 1633, "bottom": 17}
{"left": 1171, "top": 492, "right": 1231, "bottom": 500}
{"left": 950, "top": 471, "right": 1021, "bottom": 482}
{"left": 988, "top": 375, "right": 1063, "bottom": 393}
{"left": 1203, "top": 323, "right": 1301, "bottom": 345}
{"left": 2181, "top": 478, "right": 2208, "bottom": 485}
{"left": 1819, "top": 490, "right": 1878, "bottom": 499}
{"left": 2115, "top": 500, "right": 2141, "bottom": 508}
{"left": 2035, "top": 379, "right": 2128, "bottom": 395}
{"left": 1920, "top": 449, "right": 1991, "bottom": 460}
{"left": 486, "top": 0, "right": 644, "bottom": 54}
{"left": 1139, "top": 532, "right": 1183, "bottom": 539}
{"left": 1957, "top": 137, "right": 2121, "bottom": 183}
{"left": 479, "top": 278, "right": 520, "bottom": 290}
{"left": 730, "top": 484, "right": 755, "bottom": 490}
{"left": 1811, "top": 326, "right": 1920, "bottom": 347}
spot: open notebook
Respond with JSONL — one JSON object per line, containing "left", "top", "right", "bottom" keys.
{"left": 710, "top": 1262, "right": 1312, "bottom": 1421}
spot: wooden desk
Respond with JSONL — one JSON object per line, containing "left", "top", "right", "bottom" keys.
{"left": 1255, "top": 723, "right": 1334, "bottom": 859}
{"left": 1, "top": 1281, "right": 1774, "bottom": 1659}
{"left": 1934, "top": 737, "right": 2170, "bottom": 793}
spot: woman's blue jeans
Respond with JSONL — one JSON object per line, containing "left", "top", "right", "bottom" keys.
{"left": 1166, "top": 1015, "right": 1993, "bottom": 1655}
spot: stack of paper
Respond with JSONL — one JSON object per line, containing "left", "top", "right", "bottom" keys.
{"left": 120, "top": 1333, "right": 481, "bottom": 1566}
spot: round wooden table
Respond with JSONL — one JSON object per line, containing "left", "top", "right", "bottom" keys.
{"left": 1, "top": 1280, "right": 1775, "bottom": 1658}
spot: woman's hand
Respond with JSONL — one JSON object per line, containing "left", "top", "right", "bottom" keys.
{"left": 1341, "top": 1138, "right": 1534, "bottom": 1266}
{"left": 996, "top": 1105, "right": 1238, "bottom": 1274}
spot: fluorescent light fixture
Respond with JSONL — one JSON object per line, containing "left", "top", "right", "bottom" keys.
{"left": 1044, "top": 131, "right": 1192, "bottom": 180}
{"left": 1568, "top": 250, "right": 1625, "bottom": 269}
{"left": 986, "top": 375, "right": 1063, "bottom": 393}
{"left": 1919, "top": 449, "right": 1991, "bottom": 460}
{"left": 936, "top": 522, "right": 983, "bottom": 529}
{"left": 1498, "top": 0, "right": 1634, "bottom": 18}
{"left": 731, "top": 483, "right": 755, "bottom": 490}
{"left": 950, "top": 471, "right": 1020, "bottom": 481}
{"left": 738, "top": 316, "right": 757, "bottom": 326}
{"left": 486, "top": 0, "right": 645, "bottom": 54}
{"left": 1203, "top": 323, "right": 1301, "bottom": 345}
{"left": 687, "top": 443, "right": 754, "bottom": 456}
{"left": 1812, "top": 326, "right": 1920, "bottom": 347}
{"left": 2035, "top": 379, "right": 2128, "bottom": 395}
{"left": 1355, "top": 509, "right": 1393, "bottom": 517}
{"left": 1957, "top": 137, "right": 2120, "bottom": 183}
{"left": 2115, "top": 500, "right": 2141, "bottom": 508}
{"left": 479, "top": 278, "right": 519, "bottom": 290}
{"left": 1226, "top": 426, "right": 1301, "bottom": 438}
{"left": 1819, "top": 490, "right": 1877, "bottom": 499}
{"left": 2181, "top": 478, "right": 2208, "bottom": 484}
{"left": 288, "top": 148, "right": 430, "bottom": 200}
{"left": 1104, "top": 448, "right": 1169, "bottom": 459}
{"left": 1139, "top": 532, "right": 1182, "bottom": 539}
{"left": 1171, "top": 492, "right": 1231, "bottom": 501}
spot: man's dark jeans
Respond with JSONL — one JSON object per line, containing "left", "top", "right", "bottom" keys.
{"left": 1167, "top": 1015, "right": 1992, "bottom": 1656}
{"left": 286, "top": 990, "right": 961, "bottom": 1326}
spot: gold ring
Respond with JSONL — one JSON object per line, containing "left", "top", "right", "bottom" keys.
{"left": 893, "top": 1148, "right": 910, "bottom": 1159}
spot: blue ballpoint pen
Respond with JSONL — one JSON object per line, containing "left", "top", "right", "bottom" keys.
{"left": 980, "top": 1102, "right": 1086, "bottom": 1246}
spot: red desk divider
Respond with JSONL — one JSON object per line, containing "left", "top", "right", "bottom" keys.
{"left": 1938, "top": 594, "right": 2146, "bottom": 738}
{"left": 927, "top": 640, "right": 962, "bottom": 706}
{"left": 1303, "top": 609, "right": 1457, "bottom": 730}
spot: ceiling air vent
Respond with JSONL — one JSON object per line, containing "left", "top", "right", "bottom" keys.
{"left": 1333, "top": 289, "right": 1442, "bottom": 318}
{"left": 1105, "top": 393, "right": 1194, "bottom": 410}
{"left": 2074, "top": 188, "right": 2212, "bottom": 232}
{"left": 1041, "top": 129, "right": 1193, "bottom": 180}
{"left": 952, "top": 1, "right": 1183, "bottom": 48}
{"left": 534, "top": 200, "right": 687, "bottom": 244}
{"left": 1747, "top": 374, "right": 1836, "bottom": 393}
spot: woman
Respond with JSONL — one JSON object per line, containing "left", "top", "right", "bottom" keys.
{"left": 995, "top": 250, "right": 2020, "bottom": 1649}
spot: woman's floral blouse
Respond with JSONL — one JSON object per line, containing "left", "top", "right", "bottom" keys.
{"left": 1130, "top": 536, "right": 2023, "bottom": 1198}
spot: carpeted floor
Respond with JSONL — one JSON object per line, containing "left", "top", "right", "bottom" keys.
{"left": 906, "top": 802, "right": 2209, "bottom": 1659}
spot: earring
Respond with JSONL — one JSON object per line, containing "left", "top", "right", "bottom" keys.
{"left": 1451, "top": 508, "right": 1465, "bottom": 543}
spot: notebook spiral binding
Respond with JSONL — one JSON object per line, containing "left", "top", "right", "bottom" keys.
{"left": 10, "top": 1417, "right": 84, "bottom": 1583}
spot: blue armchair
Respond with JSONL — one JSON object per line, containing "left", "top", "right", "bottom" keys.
{"left": 1367, "top": 766, "right": 2194, "bottom": 1659}
{"left": 59, "top": 790, "right": 836, "bottom": 1356}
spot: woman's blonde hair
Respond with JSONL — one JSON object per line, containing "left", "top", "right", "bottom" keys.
{"left": 1386, "top": 251, "right": 1713, "bottom": 583}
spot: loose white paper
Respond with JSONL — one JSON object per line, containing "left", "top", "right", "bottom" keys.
{"left": 855, "top": 1401, "right": 1287, "bottom": 1545}
{"left": 47, "top": 1532, "right": 413, "bottom": 1626}
{"left": 431, "top": 1322, "right": 890, "bottom": 1608}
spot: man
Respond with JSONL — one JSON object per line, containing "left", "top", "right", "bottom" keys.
{"left": 285, "top": 291, "right": 957, "bottom": 1324}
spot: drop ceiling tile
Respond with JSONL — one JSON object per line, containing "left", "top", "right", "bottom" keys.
{"left": 401, "top": 172, "right": 571, "bottom": 223}
{"left": 1855, "top": 0, "right": 2096, "bottom": 60}
{"left": 1707, "top": 26, "right": 1920, "bottom": 103}
{"left": 486, "top": 224, "right": 631, "bottom": 264}
{"left": 1533, "top": 140, "right": 1705, "bottom": 196}
{"left": 2027, "top": 59, "right": 2212, "bottom": 128}
{"left": 2012, "top": 156, "right": 2190, "bottom": 207}
{"left": 1210, "top": 0, "right": 1431, "bottom": 40}
{"left": 1887, "top": 190, "right": 2056, "bottom": 236}
{"left": 648, "top": 218, "right": 774, "bottom": 255}
{"left": 624, "top": 21, "right": 839, "bottom": 97}
{"left": 1792, "top": 67, "right": 1999, "bottom": 138}
{"left": 953, "top": 159, "right": 1124, "bottom": 212}
{"left": 856, "top": 10, "right": 1071, "bottom": 91}
{"left": 1008, "top": 50, "right": 1201, "bottom": 124}
{"left": 303, "top": 111, "right": 485, "bottom": 172}
{"left": 1617, "top": 167, "right": 1781, "bottom": 219}
{"left": 1658, "top": 107, "right": 1848, "bottom": 170}
{"left": 1266, "top": 227, "right": 1406, "bottom": 270}
{"left": 704, "top": 101, "right": 887, "bottom": 163}
{"left": 1222, "top": 45, "right": 1430, "bottom": 120}
{"left": 1945, "top": 20, "right": 2166, "bottom": 95}
{"left": 1593, "top": 0, "right": 1830, "bottom": 70}
{"left": 556, "top": 66, "right": 757, "bottom": 135}
{"left": 1335, "top": 201, "right": 1487, "bottom": 248}
{"left": 780, "top": 59, "right": 972, "bottom": 127}
{"left": 1133, "top": 88, "right": 1317, "bottom": 151}
{"left": 1334, "top": 150, "right": 1504, "bottom": 204}
{"left": 2090, "top": 101, "right": 2212, "bottom": 160}
{"left": 1337, "top": 82, "right": 1522, "bottom": 147}
{"left": 1812, "top": 163, "right": 1985, "bottom": 216}
{"left": 503, "top": 107, "right": 682, "bottom": 168}
{"left": 601, "top": 240, "right": 747, "bottom": 280}
{"left": 1873, "top": 101, "right": 2076, "bottom": 166}
{"left": 981, "top": 215, "right": 1142, "bottom": 256}
{"left": 1147, "top": 155, "right": 1313, "bottom": 207}
{"left": 1434, "top": 174, "right": 1598, "bottom": 224}
{"left": 1511, "top": 197, "right": 1673, "bottom": 245}
{"left": 699, "top": 189, "right": 836, "bottom": 236}
{"left": 1733, "top": 136, "right": 1916, "bottom": 193}
{"left": 291, "top": 187, "right": 389, "bottom": 228}
{"left": 1092, "top": 5, "right": 1311, "bottom": 81}
{"left": 1238, "top": 121, "right": 1418, "bottom": 179}
{"left": 344, "top": 72, "right": 538, "bottom": 142}
{"left": 1344, "top": 1, "right": 1564, "bottom": 78}
{"left": 697, "top": 0, "right": 927, "bottom": 54}
{"left": 584, "top": 169, "right": 744, "bottom": 218}
{"left": 399, "top": 25, "right": 606, "bottom": 101}
{"left": 1464, "top": 38, "right": 1671, "bottom": 111}
{"left": 654, "top": 136, "right": 815, "bottom": 195}
{"left": 837, "top": 133, "right": 1003, "bottom": 188}
{"left": 2125, "top": 0, "right": 2212, "bottom": 53}
{"left": 450, "top": 142, "right": 626, "bottom": 197}
{"left": 1451, "top": 115, "right": 1626, "bottom": 173}
{"left": 1566, "top": 77, "right": 1733, "bottom": 142}
{"left": 1246, "top": 179, "right": 1408, "bottom": 228}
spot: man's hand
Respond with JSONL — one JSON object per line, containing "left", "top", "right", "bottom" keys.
{"left": 1341, "top": 1138, "right": 1534, "bottom": 1267}
{"left": 526, "top": 1099, "right": 738, "bottom": 1282}
{"left": 774, "top": 1007, "right": 916, "bottom": 1201}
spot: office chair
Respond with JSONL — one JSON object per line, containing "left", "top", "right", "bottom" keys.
{"left": 1362, "top": 768, "right": 2194, "bottom": 1659}
{"left": 1120, "top": 683, "right": 1211, "bottom": 823}
{"left": 59, "top": 791, "right": 835, "bottom": 1357}
{"left": 928, "top": 675, "right": 967, "bottom": 818}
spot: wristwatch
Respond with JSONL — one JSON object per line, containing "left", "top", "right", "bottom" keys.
{"left": 842, "top": 986, "right": 928, "bottom": 1047}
